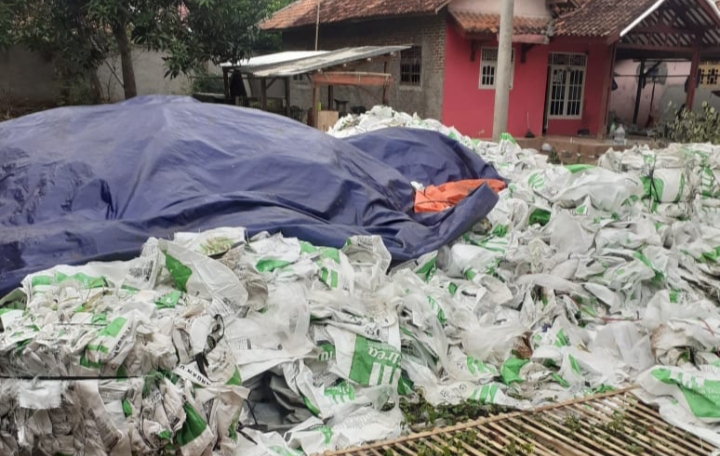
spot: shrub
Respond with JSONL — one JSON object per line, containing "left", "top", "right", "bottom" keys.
{"left": 191, "top": 70, "right": 225, "bottom": 94}
{"left": 662, "top": 101, "right": 720, "bottom": 144}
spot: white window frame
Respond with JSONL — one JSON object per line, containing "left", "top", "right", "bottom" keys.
{"left": 546, "top": 52, "right": 587, "bottom": 120}
{"left": 479, "top": 47, "right": 515, "bottom": 90}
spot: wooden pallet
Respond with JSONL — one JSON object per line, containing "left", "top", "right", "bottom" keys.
{"left": 318, "top": 388, "right": 718, "bottom": 456}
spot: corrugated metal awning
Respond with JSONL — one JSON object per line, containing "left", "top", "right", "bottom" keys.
{"left": 230, "top": 46, "right": 410, "bottom": 78}
{"left": 220, "top": 51, "right": 329, "bottom": 70}
{"left": 318, "top": 388, "right": 718, "bottom": 456}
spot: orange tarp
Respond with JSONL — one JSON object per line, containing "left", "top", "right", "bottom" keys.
{"left": 414, "top": 179, "right": 506, "bottom": 213}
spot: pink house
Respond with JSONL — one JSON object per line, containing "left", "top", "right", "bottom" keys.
{"left": 262, "top": 0, "right": 720, "bottom": 139}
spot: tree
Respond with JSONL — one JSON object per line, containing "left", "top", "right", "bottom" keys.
{"left": 255, "top": 0, "right": 294, "bottom": 52}
{"left": 90, "top": 0, "right": 273, "bottom": 98}
{"left": 2, "top": 0, "right": 274, "bottom": 100}
{"left": 1, "top": 0, "right": 110, "bottom": 103}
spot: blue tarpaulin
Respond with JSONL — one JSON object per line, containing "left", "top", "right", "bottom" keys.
{"left": 0, "top": 96, "right": 502, "bottom": 294}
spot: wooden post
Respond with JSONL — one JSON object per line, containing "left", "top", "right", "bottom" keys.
{"left": 632, "top": 59, "right": 645, "bottom": 125}
{"left": 260, "top": 78, "right": 268, "bottom": 111}
{"left": 285, "top": 77, "right": 291, "bottom": 117}
{"left": 328, "top": 85, "right": 334, "bottom": 110}
{"left": 222, "top": 68, "right": 230, "bottom": 101}
{"left": 492, "top": 0, "right": 515, "bottom": 141}
{"left": 597, "top": 44, "right": 617, "bottom": 140}
{"left": 311, "top": 81, "right": 320, "bottom": 127}
{"left": 686, "top": 47, "right": 700, "bottom": 111}
{"left": 315, "top": 0, "right": 321, "bottom": 51}
{"left": 382, "top": 60, "right": 390, "bottom": 106}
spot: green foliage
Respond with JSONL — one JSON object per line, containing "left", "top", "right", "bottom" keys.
{"left": 191, "top": 70, "right": 225, "bottom": 94}
{"left": 1, "top": 0, "right": 109, "bottom": 103}
{"left": 57, "top": 76, "right": 98, "bottom": 106}
{"left": 662, "top": 101, "right": 720, "bottom": 144}
{"left": 133, "top": 0, "right": 274, "bottom": 78}
{"left": 547, "top": 149, "right": 561, "bottom": 165}
{"left": 3, "top": 0, "right": 109, "bottom": 74}
{"left": 0, "top": 2, "right": 15, "bottom": 50}
{"left": 399, "top": 395, "right": 507, "bottom": 428}
{"left": 255, "top": 0, "right": 294, "bottom": 51}
{"left": 2, "top": 0, "right": 282, "bottom": 102}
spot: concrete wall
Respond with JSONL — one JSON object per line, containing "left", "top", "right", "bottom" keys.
{"left": 280, "top": 13, "right": 447, "bottom": 120}
{"left": 1, "top": 46, "right": 197, "bottom": 104}
{"left": 99, "top": 49, "right": 194, "bottom": 101}
{"left": 609, "top": 59, "right": 720, "bottom": 128}
{"left": 0, "top": 46, "right": 57, "bottom": 103}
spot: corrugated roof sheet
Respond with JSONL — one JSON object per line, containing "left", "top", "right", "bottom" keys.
{"left": 260, "top": 0, "right": 449, "bottom": 31}
{"left": 221, "top": 51, "right": 328, "bottom": 69}
{"left": 450, "top": 11, "right": 551, "bottom": 35}
{"left": 232, "top": 46, "right": 410, "bottom": 77}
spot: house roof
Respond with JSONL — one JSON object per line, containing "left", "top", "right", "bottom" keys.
{"left": 554, "top": 0, "right": 658, "bottom": 37}
{"left": 262, "top": 0, "right": 720, "bottom": 48}
{"left": 450, "top": 11, "right": 551, "bottom": 36}
{"left": 260, "top": 0, "right": 450, "bottom": 31}
{"left": 554, "top": 0, "right": 720, "bottom": 47}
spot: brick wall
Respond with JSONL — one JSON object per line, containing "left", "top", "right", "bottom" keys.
{"left": 281, "top": 13, "right": 447, "bottom": 121}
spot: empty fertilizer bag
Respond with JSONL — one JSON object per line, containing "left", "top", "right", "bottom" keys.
{"left": 5, "top": 103, "right": 720, "bottom": 453}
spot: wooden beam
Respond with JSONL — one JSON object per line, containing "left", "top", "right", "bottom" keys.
{"left": 633, "top": 59, "right": 645, "bottom": 125}
{"left": 311, "top": 72, "right": 393, "bottom": 86}
{"left": 694, "top": 0, "right": 720, "bottom": 30}
{"left": 666, "top": 3, "right": 708, "bottom": 35}
{"left": 382, "top": 60, "right": 390, "bottom": 105}
{"left": 631, "top": 25, "right": 699, "bottom": 35}
{"left": 687, "top": 46, "right": 700, "bottom": 110}
{"left": 597, "top": 44, "right": 617, "bottom": 140}
{"left": 311, "top": 82, "right": 319, "bottom": 127}
{"left": 284, "top": 77, "right": 290, "bottom": 117}
{"left": 327, "top": 85, "right": 334, "bottom": 110}
{"left": 222, "top": 68, "right": 230, "bottom": 101}
{"left": 260, "top": 78, "right": 267, "bottom": 111}
{"left": 616, "top": 43, "right": 694, "bottom": 53}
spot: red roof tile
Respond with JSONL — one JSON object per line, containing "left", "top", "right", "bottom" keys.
{"left": 554, "top": 0, "right": 657, "bottom": 37}
{"left": 260, "top": 0, "right": 450, "bottom": 31}
{"left": 450, "top": 11, "right": 550, "bottom": 35}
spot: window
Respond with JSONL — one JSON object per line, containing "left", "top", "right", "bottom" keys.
{"left": 400, "top": 46, "right": 422, "bottom": 86}
{"left": 479, "top": 48, "right": 515, "bottom": 89}
{"left": 547, "top": 53, "right": 587, "bottom": 119}
{"left": 699, "top": 62, "right": 720, "bottom": 89}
